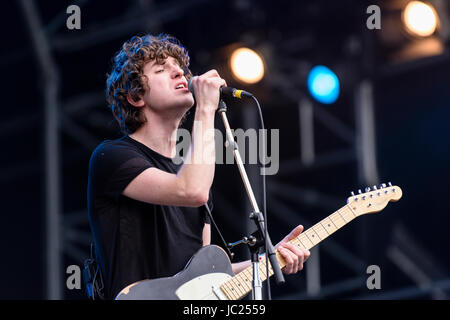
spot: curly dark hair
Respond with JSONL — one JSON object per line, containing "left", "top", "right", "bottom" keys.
{"left": 106, "top": 33, "right": 193, "bottom": 134}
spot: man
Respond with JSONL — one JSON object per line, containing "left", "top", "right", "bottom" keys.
{"left": 87, "top": 33, "right": 310, "bottom": 300}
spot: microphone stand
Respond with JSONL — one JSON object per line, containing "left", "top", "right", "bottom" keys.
{"left": 217, "top": 99, "right": 284, "bottom": 300}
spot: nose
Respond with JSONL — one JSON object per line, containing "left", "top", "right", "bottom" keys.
{"left": 171, "top": 63, "right": 184, "bottom": 79}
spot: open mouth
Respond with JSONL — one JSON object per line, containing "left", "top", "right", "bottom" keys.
{"left": 175, "top": 83, "right": 188, "bottom": 90}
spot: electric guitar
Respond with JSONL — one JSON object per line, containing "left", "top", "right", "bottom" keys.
{"left": 115, "top": 183, "right": 402, "bottom": 300}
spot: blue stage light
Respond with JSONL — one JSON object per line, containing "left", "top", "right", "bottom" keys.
{"left": 307, "top": 65, "right": 340, "bottom": 104}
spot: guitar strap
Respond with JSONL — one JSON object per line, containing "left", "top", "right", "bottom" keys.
{"left": 204, "top": 202, "right": 234, "bottom": 260}
{"left": 83, "top": 242, "right": 105, "bottom": 300}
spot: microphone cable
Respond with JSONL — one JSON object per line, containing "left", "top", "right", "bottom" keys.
{"left": 250, "top": 95, "right": 272, "bottom": 300}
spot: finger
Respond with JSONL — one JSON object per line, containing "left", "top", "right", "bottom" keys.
{"left": 280, "top": 242, "right": 308, "bottom": 273}
{"left": 288, "top": 225, "right": 304, "bottom": 240}
{"left": 279, "top": 247, "right": 298, "bottom": 274}
{"left": 280, "top": 249, "right": 294, "bottom": 274}
{"left": 279, "top": 248, "right": 293, "bottom": 274}
{"left": 196, "top": 71, "right": 227, "bottom": 90}
{"left": 281, "top": 242, "right": 304, "bottom": 261}
{"left": 199, "top": 77, "right": 226, "bottom": 90}
{"left": 299, "top": 249, "right": 311, "bottom": 271}
{"left": 217, "top": 78, "right": 227, "bottom": 88}
{"left": 304, "top": 248, "right": 311, "bottom": 261}
{"left": 201, "top": 69, "right": 222, "bottom": 79}
{"left": 280, "top": 225, "right": 304, "bottom": 244}
{"left": 285, "top": 243, "right": 302, "bottom": 270}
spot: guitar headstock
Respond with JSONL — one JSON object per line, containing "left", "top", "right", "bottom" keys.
{"left": 347, "top": 182, "right": 402, "bottom": 216}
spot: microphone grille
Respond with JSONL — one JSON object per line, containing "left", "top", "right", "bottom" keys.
{"left": 187, "top": 77, "right": 196, "bottom": 94}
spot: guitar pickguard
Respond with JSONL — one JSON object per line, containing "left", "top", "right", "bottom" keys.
{"left": 175, "top": 272, "right": 231, "bottom": 300}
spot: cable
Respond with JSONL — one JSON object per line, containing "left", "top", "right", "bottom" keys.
{"left": 251, "top": 95, "right": 271, "bottom": 300}
{"left": 205, "top": 202, "right": 234, "bottom": 260}
{"left": 92, "top": 264, "right": 99, "bottom": 301}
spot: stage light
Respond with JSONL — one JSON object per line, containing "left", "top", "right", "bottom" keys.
{"left": 402, "top": 1, "right": 439, "bottom": 37}
{"left": 229, "top": 47, "right": 265, "bottom": 84}
{"left": 307, "top": 65, "right": 340, "bottom": 104}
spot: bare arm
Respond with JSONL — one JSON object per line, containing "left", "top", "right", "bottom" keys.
{"left": 202, "top": 223, "right": 211, "bottom": 246}
{"left": 232, "top": 260, "right": 251, "bottom": 274}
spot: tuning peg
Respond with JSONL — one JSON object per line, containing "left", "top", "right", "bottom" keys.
{"left": 365, "top": 187, "right": 371, "bottom": 192}
{"left": 351, "top": 191, "right": 355, "bottom": 196}
{"left": 358, "top": 189, "right": 362, "bottom": 194}
{"left": 388, "top": 182, "right": 392, "bottom": 187}
{"left": 373, "top": 185, "right": 377, "bottom": 190}
{"left": 381, "top": 183, "right": 386, "bottom": 188}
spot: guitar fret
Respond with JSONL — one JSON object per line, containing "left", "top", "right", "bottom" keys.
{"left": 233, "top": 277, "right": 245, "bottom": 296}
{"left": 346, "top": 204, "right": 357, "bottom": 217}
{"left": 291, "top": 238, "right": 303, "bottom": 249}
{"left": 229, "top": 278, "right": 240, "bottom": 296}
{"left": 223, "top": 281, "right": 238, "bottom": 300}
{"left": 238, "top": 274, "right": 247, "bottom": 292}
{"left": 314, "top": 222, "right": 328, "bottom": 239}
{"left": 225, "top": 282, "right": 238, "bottom": 300}
{"left": 240, "top": 273, "right": 251, "bottom": 291}
{"left": 297, "top": 238, "right": 308, "bottom": 250}
{"left": 238, "top": 275, "right": 248, "bottom": 295}
{"left": 337, "top": 209, "right": 348, "bottom": 223}
{"left": 241, "top": 271, "right": 252, "bottom": 291}
{"left": 259, "top": 264, "right": 267, "bottom": 278}
{"left": 292, "top": 238, "right": 305, "bottom": 250}
{"left": 342, "top": 208, "right": 351, "bottom": 220}
{"left": 237, "top": 266, "right": 266, "bottom": 300}
{"left": 331, "top": 212, "right": 345, "bottom": 228}
{"left": 327, "top": 216, "right": 338, "bottom": 230}
{"left": 304, "top": 230, "right": 318, "bottom": 246}
{"left": 319, "top": 222, "right": 330, "bottom": 235}
{"left": 220, "top": 283, "right": 235, "bottom": 300}
{"left": 299, "top": 234, "right": 314, "bottom": 249}
{"left": 260, "top": 260, "right": 273, "bottom": 280}
{"left": 343, "top": 208, "right": 356, "bottom": 223}
{"left": 244, "top": 269, "right": 252, "bottom": 282}
{"left": 311, "top": 227, "right": 322, "bottom": 241}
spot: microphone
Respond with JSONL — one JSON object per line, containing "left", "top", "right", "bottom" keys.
{"left": 188, "top": 77, "right": 253, "bottom": 99}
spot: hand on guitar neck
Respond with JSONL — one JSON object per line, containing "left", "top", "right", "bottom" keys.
{"left": 230, "top": 224, "right": 311, "bottom": 275}
{"left": 275, "top": 225, "right": 311, "bottom": 274}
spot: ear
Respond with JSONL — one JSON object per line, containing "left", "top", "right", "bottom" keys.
{"left": 126, "top": 93, "right": 145, "bottom": 108}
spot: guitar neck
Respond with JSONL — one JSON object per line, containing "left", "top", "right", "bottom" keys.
{"left": 219, "top": 204, "right": 358, "bottom": 300}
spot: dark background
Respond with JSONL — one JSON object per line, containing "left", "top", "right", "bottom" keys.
{"left": 1, "top": 0, "right": 449, "bottom": 300}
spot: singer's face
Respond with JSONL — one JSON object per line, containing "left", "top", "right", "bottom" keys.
{"left": 141, "top": 56, "right": 194, "bottom": 115}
